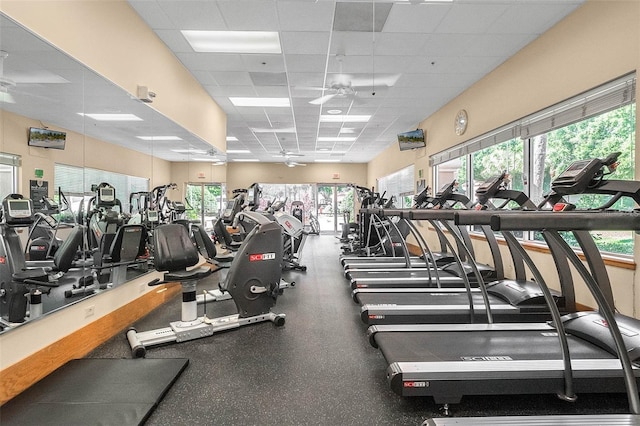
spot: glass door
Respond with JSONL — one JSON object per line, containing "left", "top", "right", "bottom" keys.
{"left": 185, "top": 183, "right": 225, "bottom": 232}
{"left": 315, "top": 184, "right": 355, "bottom": 233}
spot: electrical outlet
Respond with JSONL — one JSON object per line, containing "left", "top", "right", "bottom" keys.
{"left": 84, "top": 305, "right": 95, "bottom": 319}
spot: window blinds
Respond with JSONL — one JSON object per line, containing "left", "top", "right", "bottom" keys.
{"left": 431, "top": 73, "right": 636, "bottom": 167}
{"left": 377, "top": 165, "right": 415, "bottom": 203}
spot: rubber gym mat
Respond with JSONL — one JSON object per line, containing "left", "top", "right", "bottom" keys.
{"left": 0, "top": 358, "right": 189, "bottom": 426}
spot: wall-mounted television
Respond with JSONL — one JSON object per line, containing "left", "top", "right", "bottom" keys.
{"left": 398, "top": 128, "right": 425, "bottom": 151}
{"left": 28, "top": 127, "right": 66, "bottom": 150}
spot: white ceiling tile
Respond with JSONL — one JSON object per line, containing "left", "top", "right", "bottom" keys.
{"left": 277, "top": 1, "right": 336, "bottom": 31}
{"left": 435, "top": 3, "right": 510, "bottom": 34}
{"left": 241, "top": 55, "right": 286, "bottom": 72}
{"left": 155, "top": 30, "right": 193, "bottom": 53}
{"left": 491, "top": 3, "right": 582, "bottom": 35}
{"left": 157, "top": 1, "right": 226, "bottom": 30}
{"left": 383, "top": 3, "right": 450, "bottom": 33}
{"left": 128, "top": 1, "right": 175, "bottom": 29}
{"left": 281, "top": 32, "right": 331, "bottom": 55}
{"left": 284, "top": 55, "right": 328, "bottom": 73}
{"left": 217, "top": 1, "right": 280, "bottom": 30}
{"left": 211, "top": 71, "right": 253, "bottom": 86}
{"left": 373, "top": 33, "right": 430, "bottom": 56}
{"left": 176, "top": 52, "right": 244, "bottom": 71}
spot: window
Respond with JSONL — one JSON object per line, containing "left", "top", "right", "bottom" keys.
{"left": 377, "top": 165, "right": 415, "bottom": 207}
{"left": 0, "top": 153, "right": 19, "bottom": 201}
{"left": 54, "top": 163, "right": 149, "bottom": 223}
{"left": 432, "top": 73, "right": 636, "bottom": 256}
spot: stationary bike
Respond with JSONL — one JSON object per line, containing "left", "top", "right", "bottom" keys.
{"left": 126, "top": 216, "right": 286, "bottom": 358}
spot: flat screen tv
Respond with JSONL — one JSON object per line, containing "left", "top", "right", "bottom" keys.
{"left": 28, "top": 127, "right": 66, "bottom": 150}
{"left": 398, "top": 128, "right": 425, "bottom": 151}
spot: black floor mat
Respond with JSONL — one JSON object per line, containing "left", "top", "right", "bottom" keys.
{"left": 0, "top": 358, "right": 189, "bottom": 426}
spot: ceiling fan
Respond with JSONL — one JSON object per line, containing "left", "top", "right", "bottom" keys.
{"left": 285, "top": 160, "right": 306, "bottom": 168}
{"left": 274, "top": 149, "right": 304, "bottom": 158}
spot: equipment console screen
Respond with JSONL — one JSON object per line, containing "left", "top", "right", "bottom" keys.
{"left": 7, "top": 199, "right": 32, "bottom": 218}
{"left": 99, "top": 187, "right": 115, "bottom": 202}
{"left": 558, "top": 160, "right": 592, "bottom": 178}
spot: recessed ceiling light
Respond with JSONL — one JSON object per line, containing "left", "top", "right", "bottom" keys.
{"left": 320, "top": 115, "right": 370, "bottom": 123}
{"left": 226, "top": 149, "right": 251, "bottom": 154}
{"left": 314, "top": 159, "right": 341, "bottom": 163}
{"left": 226, "top": 136, "right": 238, "bottom": 141}
{"left": 317, "top": 148, "right": 331, "bottom": 152}
{"left": 251, "top": 127, "right": 296, "bottom": 133}
{"left": 317, "top": 137, "right": 357, "bottom": 142}
{"left": 181, "top": 30, "right": 281, "bottom": 54}
{"left": 78, "top": 113, "right": 143, "bottom": 121}
{"left": 340, "top": 128, "right": 356, "bottom": 134}
{"left": 233, "top": 158, "right": 260, "bottom": 162}
{"left": 327, "top": 109, "right": 342, "bottom": 115}
{"left": 137, "top": 136, "right": 183, "bottom": 141}
{"left": 230, "top": 97, "right": 290, "bottom": 107}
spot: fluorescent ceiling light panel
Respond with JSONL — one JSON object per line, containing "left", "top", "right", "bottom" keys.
{"left": 192, "top": 157, "right": 221, "bottom": 162}
{"left": 182, "top": 30, "right": 281, "bottom": 54}
{"left": 320, "top": 115, "right": 370, "bottom": 123}
{"left": 230, "top": 97, "right": 290, "bottom": 107}
{"left": 340, "top": 128, "right": 356, "bottom": 134}
{"left": 226, "top": 136, "right": 238, "bottom": 141}
{"left": 233, "top": 158, "right": 260, "bottom": 162}
{"left": 171, "top": 148, "right": 207, "bottom": 154}
{"left": 315, "top": 159, "right": 342, "bottom": 163}
{"left": 317, "top": 137, "right": 357, "bottom": 142}
{"left": 79, "top": 113, "right": 142, "bottom": 121}
{"left": 226, "top": 149, "right": 251, "bottom": 154}
{"left": 251, "top": 127, "right": 296, "bottom": 133}
{"left": 137, "top": 136, "right": 182, "bottom": 141}
{"left": 0, "top": 91, "right": 15, "bottom": 103}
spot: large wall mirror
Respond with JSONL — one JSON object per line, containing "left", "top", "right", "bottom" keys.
{"left": 0, "top": 13, "right": 213, "bottom": 333}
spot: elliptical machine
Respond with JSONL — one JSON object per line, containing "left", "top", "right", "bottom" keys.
{"left": 126, "top": 214, "right": 286, "bottom": 358}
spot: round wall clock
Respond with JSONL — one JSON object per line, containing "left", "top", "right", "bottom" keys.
{"left": 455, "top": 109, "right": 468, "bottom": 136}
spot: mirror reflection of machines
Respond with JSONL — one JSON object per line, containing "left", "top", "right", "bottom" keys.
{"left": 0, "top": 195, "right": 83, "bottom": 328}
{"left": 213, "top": 189, "right": 246, "bottom": 252}
{"left": 126, "top": 217, "right": 286, "bottom": 358}
{"left": 67, "top": 183, "right": 148, "bottom": 297}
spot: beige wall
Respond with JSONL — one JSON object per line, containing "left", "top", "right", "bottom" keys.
{"left": 1, "top": 0, "right": 226, "bottom": 153}
{"left": 226, "top": 162, "right": 368, "bottom": 195}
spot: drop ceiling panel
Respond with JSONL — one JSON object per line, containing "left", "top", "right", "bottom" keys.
{"left": 280, "top": 32, "right": 331, "bottom": 55}
{"left": 210, "top": 71, "right": 253, "bottom": 86}
{"left": 176, "top": 52, "right": 245, "bottom": 71}
{"left": 216, "top": 1, "right": 280, "bottom": 31}
{"left": 276, "top": 1, "right": 336, "bottom": 31}
{"left": 285, "top": 55, "right": 330, "bottom": 73}
{"left": 373, "top": 33, "right": 430, "bottom": 56}
{"left": 434, "top": 3, "right": 510, "bottom": 34}
{"left": 491, "top": 3, "right": 583, "bottom": 35}
{"left": 383, "top": 3, "right": 449, "bottom": 33}
{"left": 157, "top": 1, "right": 226, "bottom": 30}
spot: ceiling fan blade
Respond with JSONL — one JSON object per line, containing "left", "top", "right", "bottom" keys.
{"left": 309, "top": 93, "right": 337, "bottom": 105}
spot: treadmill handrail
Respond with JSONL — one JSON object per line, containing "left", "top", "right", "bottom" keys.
{"left": 491, "top": 210, "right": 640, "bottom": 413}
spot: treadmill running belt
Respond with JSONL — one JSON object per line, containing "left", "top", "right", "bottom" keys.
{"left": 377, "top": 330, "right": 612, "bottom": 363}
{"left": 1, "top": 358, "right": 189, "bottom": 426}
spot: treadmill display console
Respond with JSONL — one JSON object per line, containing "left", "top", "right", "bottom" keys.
{"left": 551, "top": 158, "right": 602, "bottom": 195}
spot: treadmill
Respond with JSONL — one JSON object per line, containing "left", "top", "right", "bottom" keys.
{"left": 340, "top": 184, "right": 452, "bottom": 271}
{"left": 356, "top": 173, "right": 572, "bottom": 325}
{"left": 367, "top": 155, "right": 640, "bottom": 413}
{"left": 347, "top": 187, "right": 502, "bottom": 290}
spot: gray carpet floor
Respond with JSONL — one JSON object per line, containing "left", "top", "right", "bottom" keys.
{"left": 89, "top": 234, "right": 632, "bottom": 425}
